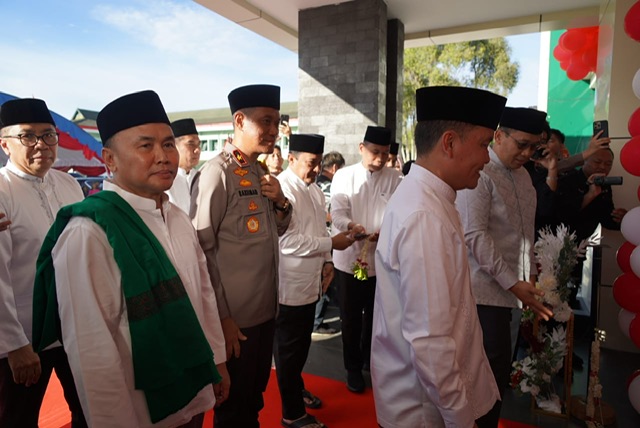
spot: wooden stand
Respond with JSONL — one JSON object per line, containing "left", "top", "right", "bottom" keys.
{"left": 570, "top": 395, "right": 616, "bottom": 426}
{"left": 531, "top": 313, "right": 574, "bottom": 419}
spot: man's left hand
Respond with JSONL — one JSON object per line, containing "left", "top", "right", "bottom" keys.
{"left": 321, "top": 263, "right": 334, "bottom": 293}
{"left": 213, "top": 363, "right": 231, "bottom": 407}
{"left": 612, "top": 208, "right": 628, "bottom": 223}
{"left": 260, "top": 175, "right": 286, "bottom": 206}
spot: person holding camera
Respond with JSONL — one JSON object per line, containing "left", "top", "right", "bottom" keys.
{"left": 556, "top": 147, "right": 627, "bottom": 244}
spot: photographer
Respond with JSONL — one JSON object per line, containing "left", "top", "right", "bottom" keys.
{"left": 556, "top": 148, "right": 627, "bottom": 244}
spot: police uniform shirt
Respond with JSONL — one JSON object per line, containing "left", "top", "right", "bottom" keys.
{"left": 192, "top": 143, "right": 291, "bottom": 328}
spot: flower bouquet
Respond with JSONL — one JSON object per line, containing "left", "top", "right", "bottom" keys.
{"left": 351, "top": 239, "right": 370, "bottom": 281}
{"left": 512, "top": 225, "right": 586, "bottom": 415}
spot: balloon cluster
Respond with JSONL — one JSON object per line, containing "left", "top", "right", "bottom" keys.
{"left": 553, "top": 27, "right": 599, "bottom": 81}
{"left": 616, "top": 0, "right": 640, "bottom": 415}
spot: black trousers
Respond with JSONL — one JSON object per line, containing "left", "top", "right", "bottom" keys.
{"left": 273, "top": 302, "right": 316, "bottom": 420}
{"left": 214, "top": 319, "right": 275, "bottom": 428}
{"left": 475, "top": 305, "right": 513, "bottom": 428}
{"left": 0, "top": 347, "right": 86, "bottom": 428}
{"left": 335, "top": 269, "right": 376, "bottom": 372}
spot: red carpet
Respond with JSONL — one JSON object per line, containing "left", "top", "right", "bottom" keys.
{"left": 42, "top": 370, "right": 538, "bottom": 427}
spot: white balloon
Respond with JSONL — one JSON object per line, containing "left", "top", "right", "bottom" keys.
{"left": 619, "top": 309, "right": 636, "bottom": 338}
{"left": 635, "top": 68, "right": 640, "bottom": 100}
{"left": 633, "top": 247, "right": 640, "bottom": 278}
{"left": 621, "top": 206, "right": 640, "bottom": 246}
{"left": 629, "top": 371, "right": 640, "bottom": 413}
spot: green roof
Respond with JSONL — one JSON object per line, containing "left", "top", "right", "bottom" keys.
{"left": 71, "top": 102, "right": 299, "bottom": 127}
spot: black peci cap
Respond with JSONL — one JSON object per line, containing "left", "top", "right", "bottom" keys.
{"left": 289, "top": 134, "right": 325, "bottom": 154}
{"left": 228, "top": 84, "right": 280, "bottom": 114}
{"left": 416, "top": 86, "right": 507, "bottom": 130}
{"left": 499, "top": 107, "right": 548, "bottom": 135}
{"left": 363, "top": 126, "right": 392, "bottom": 146}
{"left": 171, "top": 118, "right": 198, "bottom": 138}
{"left": 97, "top": 90, "right": 170, "bottom": 143}
{"left": 0, "top": 98, "right": 55, "bottom": 129}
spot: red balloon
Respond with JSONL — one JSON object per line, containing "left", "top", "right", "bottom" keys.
{"left": 628, "top": 369, "right": 640, "bottom": 390}
{"left": 553, "top": 44, "right": 572, "bottom": 62}
{"left": 630, "top": 107, "right": 640, "bottom": 137}
{"left": 566, "top": 61, "right": 589, "bottom": 81}
{"left": 559, "top": 60, "right": 570, "bottom": 71}
{"left": 621, "top": 136, "right": 640, "bottom": 176}
{"left": 582, "top": 48, "right": 598, "bottom": 72}
{"left": 613, "top": 273, "right": 640, "bottom": 312}
{"left": 625, "top": 1, "right": 640, "bottom": 42}
{"left": 631, "top": 315, "right": 640, "bottom": 348}
{"left": 618, "top": 242, "right": 638, "bottom": 272}
{"left": 562, "top": 29, "right": 587, "bottom": 51}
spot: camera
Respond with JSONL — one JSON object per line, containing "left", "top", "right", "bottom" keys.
{"left": 593, "top": 176, "right": 623, "bottom": 186}
{"left": 593, "top": 120, "right": 609, "bottom": 138}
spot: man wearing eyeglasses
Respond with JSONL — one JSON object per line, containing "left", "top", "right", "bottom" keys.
{"left": 456, "top": 107, "right": 554, "bottom": 428}
{"left": 0, "top": 98, "right": 86, "bottom": 427}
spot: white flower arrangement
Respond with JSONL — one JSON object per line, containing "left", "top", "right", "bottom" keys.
{"left": 511, "top": 225, "right": 586, "bottom": 413}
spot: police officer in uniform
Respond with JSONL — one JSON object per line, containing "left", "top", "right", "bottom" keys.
{"left": 192, "top": 84, "right": 292, "bottom": 427}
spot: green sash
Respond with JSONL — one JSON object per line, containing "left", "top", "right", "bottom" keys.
{"left": 32, "top": 191, "right": 221, "bottom": 423}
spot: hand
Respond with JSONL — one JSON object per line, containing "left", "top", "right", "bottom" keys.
{"left": 213, "top": 363, "right": 231, "bottom": 407}
{"left": 509, "top": 281, "right": 553, "bottom": 321}
{"left": 348, "top": 223, "right": 366, "bottom": 239}
{"left": 331, "top": 231, "right": 355, "bottom": 251}
{"left": 367, "top": 232, "right": 380, "bottom": 242}
{"left": 321, "top": 263, "right": 335, "bottom": 293}
{"left": 260, "top": 175, "right": 286, "bottom": 206}
{"left": 584, "top": 131, "right": 611, "bottom": 158}
{"left": 586, "top": 173, "right": 606, "bottom": 197}
{"left": 534, "top": 149, "right": 557, "bottom": 171}
{"left": 279, "top": 122, "right": 291, "bottom": 137}
{"left": 0, "top": 212, "right": 10, "bottom": 231}
{"left": 612, "top": 208, "right": 628, "bottom": 223}
{"left": 8, "top": 344, "right": 41, "bottom": 386}
{"left": 220, "top": 317, "right": 247, "bottom": 360}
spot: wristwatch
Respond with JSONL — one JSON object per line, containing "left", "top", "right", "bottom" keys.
{"left": 274, "top": 198, "right": 290, "bottom": 212}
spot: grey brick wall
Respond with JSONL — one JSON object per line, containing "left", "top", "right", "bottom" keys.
{"left": 298, "top": 0, "right": 393, "bottom": 165}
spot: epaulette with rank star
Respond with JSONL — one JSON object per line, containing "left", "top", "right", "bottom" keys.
{"left": 231, "top": 149, "right": 249, "bottom": 167}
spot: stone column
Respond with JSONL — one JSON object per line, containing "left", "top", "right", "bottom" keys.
{"left": 298, "top": 0, "right": 403, "bottom": 164}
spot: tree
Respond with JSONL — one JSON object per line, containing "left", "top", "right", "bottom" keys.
{"left": 401, "top": 38, "right": 520, "bottom": 161}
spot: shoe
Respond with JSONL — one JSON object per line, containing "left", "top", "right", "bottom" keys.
{"left": 302, "top": 389, "right": 322, "bottom": 409}
{"left": 313, "top": 324, "right": 338, "bottom": 335}
{"left": 281, "top": 414, "right": 326, "bottom": 428}
{"left": 347, "top": 370, "right": 365, "bottom": 393}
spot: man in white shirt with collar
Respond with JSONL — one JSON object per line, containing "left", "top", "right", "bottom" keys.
{"left": 456, "top": 107, "right": 554, "bottom": 428}
{"left": 0, "top": 98, "right": 86, "bottom": 427}
{"left": 330, "top": 125, "right": 402, "bottom": 393}
{"left": 372, "top": 86, "right": 507, "bottom": 428}
{"left": 32, "top": 90, "right": 229, "bottom": 428}
{"left": 167, "top": 118, "right": 201, "bottom": 214}
{"left": 275, "top": 134, "right": 354, "bottom": 428}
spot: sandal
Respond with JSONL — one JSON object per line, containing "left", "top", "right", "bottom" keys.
{"left": 302, "top": 389, "right": 322, "bottom": 409}
{"left": 281, "top": 414, "right": 327, "bottom": 428}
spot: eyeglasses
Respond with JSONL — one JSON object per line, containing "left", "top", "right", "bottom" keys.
{"left": 503, "top": 131, "right": 540, "bottom": 152}
{"left": 2, "top": 132, "right": 59, "bottom": 147}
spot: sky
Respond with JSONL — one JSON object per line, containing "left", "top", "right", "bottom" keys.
{"left": 0, "top": 0, "right": 540, "bottom": 119}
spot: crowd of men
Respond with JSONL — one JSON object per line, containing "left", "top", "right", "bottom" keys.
{"left": 0, "top": 82, "right": 627, "bottom": 428}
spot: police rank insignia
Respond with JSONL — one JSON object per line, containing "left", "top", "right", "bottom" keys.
{"left": 248, "top": 201, "right": 258, "bottom": 211}
{"left": 246, "top": 216, "right": 260, "bottom": 233}
{"left": 239, "top": 179, "right": 252, "bottom": 187}
{"left": 234, "top": 167, "right": 249, "bottom": 177}
{"left": 232, "top": 149, "right": 249, "bottom": 167}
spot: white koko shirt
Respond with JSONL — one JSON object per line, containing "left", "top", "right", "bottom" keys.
{"left": 277, "top": 168, "right": 332, "bottom": 306}
{"left": 330, "top": 162, "right": 402, "bottom": 276}
{"left": 0, "top": 162, "right": 83, "bottom": 358}
{"left": 372, "top": 164, "right": 499, "bottom": 428}
{"left": 52, "top": 181, "right": 226, "bottom": 427}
